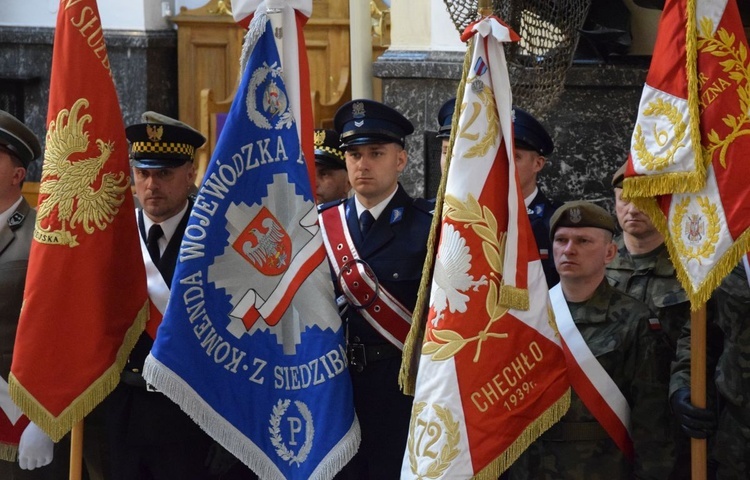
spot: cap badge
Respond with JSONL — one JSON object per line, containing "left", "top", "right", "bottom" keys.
{"left": 568, "top": 207, "right": 582, "bottom": 224}
{"left": 314, "top": 130, "right": 325, "bottom": 147}
{"left": 352, "top": 101, "right": 366, "bottom": 119}
{"left": 146, "top": 124, "right": 163, "bottom": 142}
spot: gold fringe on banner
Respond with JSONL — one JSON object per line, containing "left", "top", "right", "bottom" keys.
{"left": 398, "top": 43, "right": 473, "bottom": 395}
{"left": 0, "top": 443, "right": 18, "bottom": 462}
{"left": 473, "top": 389, "right": 571, "bottom": 479}
{"left": 9, "top": 301, "right": 149, "bottom": 442}
{"left": 500, "top": 285, "right": 530, "bottom": 311}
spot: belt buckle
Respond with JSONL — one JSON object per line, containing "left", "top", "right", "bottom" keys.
{"left": 347, "top": 343, "right": 367, "bottom": 372}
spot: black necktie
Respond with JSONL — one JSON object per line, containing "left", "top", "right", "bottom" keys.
{"left": 147, "top": 224, "right": 164, "bottom": 263}
{"left": 360, "top": 210, "right": 375, "bottom": 237}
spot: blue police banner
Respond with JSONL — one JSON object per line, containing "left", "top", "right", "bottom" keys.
{"left": 142, "top": 9, "right": 359, "bottom": 479}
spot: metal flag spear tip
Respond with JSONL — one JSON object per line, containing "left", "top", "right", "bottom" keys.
{"left": 477, "top": 0, "right": 493, "bottom": 17}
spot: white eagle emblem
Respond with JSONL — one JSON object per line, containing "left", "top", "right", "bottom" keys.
{"left": 243, "top": 217, "right": 288, "bottom": 270}
{"left": 430, "top": 223, "right": 487, "bottom": 326}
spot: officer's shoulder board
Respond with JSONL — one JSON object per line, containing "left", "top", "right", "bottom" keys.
{"left": 413, "top": 197, "right": 435, "bottom": 216}
{"left": 317, "top": 197, "right": 347, "bottom": 213}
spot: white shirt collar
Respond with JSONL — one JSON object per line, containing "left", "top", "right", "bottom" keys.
{"left": 524, "top": 186, "right": 539, "bottom": 208}
{"left": 141, "top": 201, "right": 189, "bottom": 255}
{"left": 354, "top": 186, "right": 398, "bottom": 221}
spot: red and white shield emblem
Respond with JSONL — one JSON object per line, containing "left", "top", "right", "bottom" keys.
{"left": 232, "top": 206, "right": 292, "bottom": 276}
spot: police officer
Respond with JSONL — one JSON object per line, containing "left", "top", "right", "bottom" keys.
{"left": 314, "top": 128, "right": 350, "bottom": 204}
{"left": 436, "top": 97, "right": 455, "bottom": 172}
{"left": 0, "top": 110, "right": 56, "bottom": 477}
{"left": 513, "top": 107, "right": 562, "bottom": 287}
{"left": 106, "top": 112, "right": 214, "bottom": 480}
{"left": 509, "top": 201, "right": 674, "bottom": 479}
{"left": 319, "top": 99, "right": 432, "bottom": 479}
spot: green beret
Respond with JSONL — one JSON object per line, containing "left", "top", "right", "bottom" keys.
{"left": 612, "top": 162, "right": 627, "bottom": 189}
{"left": 549, "top": 201, "right": 616, "bottom": 238}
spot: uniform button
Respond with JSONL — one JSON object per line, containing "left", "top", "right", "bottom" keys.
{"left": 132, "top": 368, "right": 140, "bottom": 373}
{"left": 393, "top": 272, "right": 399, "bottom": 279}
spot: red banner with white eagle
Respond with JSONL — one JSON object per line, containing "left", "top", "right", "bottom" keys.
{"left": 623, "top": 0, "right": 750, "bottom": 307}
{"left": 9, "top": 0, "right": 148, "bottom": 441}
{"left": 400, "top": 16, "right": 570, "bottom": 478}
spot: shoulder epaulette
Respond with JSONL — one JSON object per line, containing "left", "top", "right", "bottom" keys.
{"left": 413, "top": 197, "right": 435, "bottom": 215}
{"left": 317, "top": 197, "right": 347, "bottom": 213}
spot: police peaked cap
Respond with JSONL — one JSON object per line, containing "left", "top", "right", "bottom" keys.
{"left": 437, "top": 98, "right": 456, "bottom": 139}
{"left": 126, "top": 111, "right": 206, "bottom": 169}
{"left": 549, "top": 200, "right": 616, "bottom": 239}
{"left": 314, "top": 129, "right": 346, "bottom": 170}
{"left": 513, "top": 106, "right": 554, "bottom": 156}
{"left": 0, "top": 110, "right": 41, "bottom": 168}
{"left": 334, "top": 99, "right": 414, "bottom": 148}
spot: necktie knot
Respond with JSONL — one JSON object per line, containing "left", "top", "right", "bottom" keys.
{"left": 360, "top": 210, "right": 375, "bottom": 237}
{"left": 147, "top": 224, "right": 164, "bottom": 263}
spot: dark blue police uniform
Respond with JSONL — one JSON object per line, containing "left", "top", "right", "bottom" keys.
{"left": 326, "top": 100, "right": 433, "bottom": 479}
{"left": 513, "top": 106, "right": 561, "bottom": 288}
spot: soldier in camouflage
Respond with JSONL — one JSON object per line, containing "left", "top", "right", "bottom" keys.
{"left": 509, "top": 201, "right": 674, "bottom": 479}
{"left": 670, "top": 261, "right": 750, "bottom": 479}
{"left": 606, "top": 164, "right": 690, "bottom": 478}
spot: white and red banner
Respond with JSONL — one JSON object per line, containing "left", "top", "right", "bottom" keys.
{"left": 401, "top": 16, "right": 570, "bottom": 479}
{"left": 624, "top": 0, "right": 750, "bottom": 306}
{"left": 10, "top": 0, "right": 148, "bottom": 441}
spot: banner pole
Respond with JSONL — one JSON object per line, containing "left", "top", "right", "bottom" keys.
{"left": 69, "top": 420, "right": 83, "bottom": 480}
{"left": 690, "top": 305, "right": 707, "bottom": 480}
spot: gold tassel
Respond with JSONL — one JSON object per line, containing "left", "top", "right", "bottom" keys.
{"left": 0, "top": 443, "right": 18, "bottom": 462}
{"left": 500, "top": 285, "right": 529, "bottom": 311}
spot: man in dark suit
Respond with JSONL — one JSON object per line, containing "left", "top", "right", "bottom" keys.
{"left": 0, "top": 110, "right": 57, "bottom": 478}
{"left": 106, "top": 111, "right": 214, "bottom": 480}
{"left": 513, "top": 106, "right": 562, "bottom": 287}
{"left": 319, "top": 99, "right": 433, "bottom": 479}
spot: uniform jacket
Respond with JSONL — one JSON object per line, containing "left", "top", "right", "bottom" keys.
{"left": 671, "top": 263, "right": 750, "bottom": 476}
{"left": 324, "top": 184, "right": 433, "bottom": 346}
{"left": 606, "top": 235, "right": 690, "bottom": 350}
{"left": 510, "top": 281, "right": 674, "bottom": 479}
{"left": 109, "top": 202, "right": 208, "bottom": 447}
{"left": 0, "top": 198, "right": 35, "bottom": 381}
{"left": 527, "top": 188, "right": 561, "bottom": 288}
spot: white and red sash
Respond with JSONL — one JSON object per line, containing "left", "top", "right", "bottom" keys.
{"left": 550, "top": 284, "right": 635, "bottom": 461}
{"left": 319, "top": 204, "right": 412, "bottom": 349}
{"left": 137, "top": 210, "right": 170, "bottom": 339}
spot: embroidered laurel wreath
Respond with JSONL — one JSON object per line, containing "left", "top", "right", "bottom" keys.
{"left": 422, "top": 193, "right": 509, "bottom": 363}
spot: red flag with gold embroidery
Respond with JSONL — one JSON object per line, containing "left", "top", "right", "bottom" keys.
{"left": 9, "top": 0, "right": 148, "bottom": 441}
{"left": 400, "top": 16, "right": 570, "bottom": 478}
{"left": 623, "top": 0, "right": 750, "bottom": 307}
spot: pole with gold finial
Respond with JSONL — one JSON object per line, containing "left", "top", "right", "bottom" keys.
{"left": 478, "top": 0, "right": 493, "bottom": 17}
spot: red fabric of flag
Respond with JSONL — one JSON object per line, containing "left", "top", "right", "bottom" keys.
{"left": 9, "top": 0, "right": 148, "bottom": 441}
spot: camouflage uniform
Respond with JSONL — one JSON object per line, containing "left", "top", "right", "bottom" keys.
{"left": 509, "top": 281, "right": 674, "bottom": 479}
{"left": 606, "top": 235, "right": 690, "bottom": 350}
{"left": 606, "top": 235, "right": 690, "bottom": 478}
{"left": 671, "top": 263, "right": 750, "bottom": 479}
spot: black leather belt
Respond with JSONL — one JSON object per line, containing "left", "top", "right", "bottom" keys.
{"left": 120, "top": 369, "right": 157, "bottom": 392}
{"left": 347, "top": 342, "right": 402, "bottom": 372}
{"left": 543, "top": 421, "right": 610, "bottom": 442}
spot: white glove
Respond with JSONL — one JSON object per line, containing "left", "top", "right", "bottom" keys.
{"left": 18, "top": 421, "right": 54, "bottom": 470}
